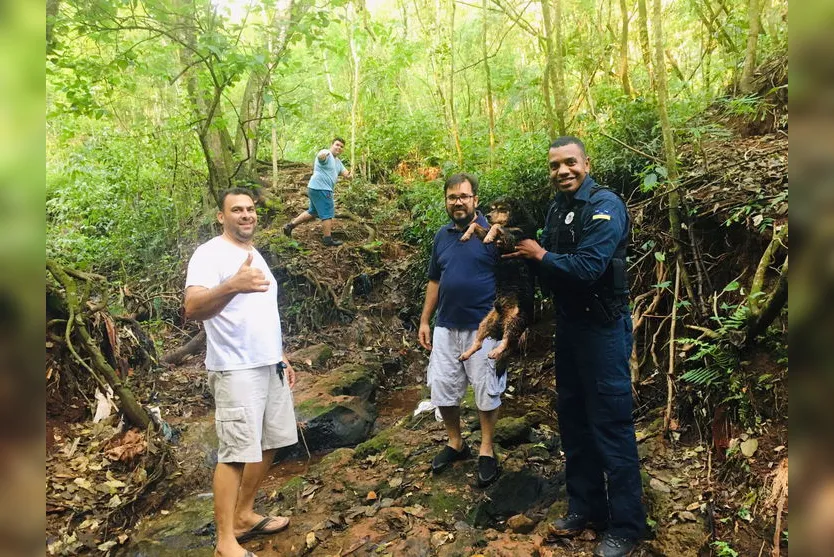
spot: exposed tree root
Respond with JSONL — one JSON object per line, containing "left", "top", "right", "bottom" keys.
{"left": 161, "top": 330, "right": 206, "bottom": 366}
{"left": 46, "top": 259, "right": 151, "bottom": 429}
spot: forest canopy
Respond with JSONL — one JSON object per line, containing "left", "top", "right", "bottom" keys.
{"left": 47, "top": 0, "right": 787, "bottom": 281}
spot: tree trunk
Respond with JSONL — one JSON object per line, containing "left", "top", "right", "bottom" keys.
{"left": 552, "top": 0, "right": 567, "bottom": 135}
{"left": 447, "top": 0, "right": 464, "bottom": 167}
{"left": 747, "top": 258, "right": 787, "bottom": 340}
{"left": 234, "top": 70, "right": 267, "bottom": 181}
{"left": 637, "top": 0, "right": 653, "bottom": 88}
{"left": 177, "top": 7, "right": 236, "bottom": 205}
{"left": 161, "top": 331, "right": 206, "bottom": 366}
{"left": 233, "top": 0, "right": 295, "bottom": 182}
{"left": 652, "top": 0, "right": 698, "bottom": 310}
{"left": 739, "top": 0, "right": 762, "bottom": 93}
{"left": 619, "top": 0, "right": 632, "bottom": 96}
{"left": 348, "top": 3, "right": 361, "bottom": 172}
{"left": 482, "top": 0, "right": 496, "bottom": 164}
{"left": 540, "top": 0, "right": 557, "bottom": 139}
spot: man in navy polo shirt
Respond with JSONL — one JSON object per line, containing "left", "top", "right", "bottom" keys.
{"left": 417, "top": 173, "right": 503, "bottom": 487}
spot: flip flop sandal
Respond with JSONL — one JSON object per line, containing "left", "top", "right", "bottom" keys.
{"left": 235, "top": 516, "right": 290, "bottom": 543}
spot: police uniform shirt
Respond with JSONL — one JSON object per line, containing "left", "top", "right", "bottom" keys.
{"left": 539, "top": 175, "right": 629, "bottom": 286}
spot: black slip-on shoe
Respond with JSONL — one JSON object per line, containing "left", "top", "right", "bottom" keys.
{"left": 431, "top": 443, "right": 471, "bottom": 474}
{"left": 323, "top": 236, "right": 343, "bottom": 247}
{"left": 593, "top": 534, "right": 637, "bottom": 557}
{"left": 282, "top": 223, "right": 294, "bottom": 237}
{"left": 476, "top": 454, "right": 501, "bottom": 487}
{"left": 548, "top": 513, "right": 609, "bottom": 537}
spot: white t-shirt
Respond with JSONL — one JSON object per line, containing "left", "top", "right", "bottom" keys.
{"left": 185, "top": 236, "right": 283, "bottom": 371}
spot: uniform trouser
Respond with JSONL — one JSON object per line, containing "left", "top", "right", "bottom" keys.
{"left": 554, "top": 312, "right": 646, "bottom": 539}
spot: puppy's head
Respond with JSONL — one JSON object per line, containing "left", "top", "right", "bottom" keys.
{"left": 486, "top": 197, "right": 515, "bottom": 226}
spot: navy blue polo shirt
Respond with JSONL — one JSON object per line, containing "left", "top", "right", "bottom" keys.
{"left": 428, "top": 212, "right": 498, "bottom": 329}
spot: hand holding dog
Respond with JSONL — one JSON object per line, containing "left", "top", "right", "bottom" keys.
{"left": 503, "top": 239, "right": 547, "bottom": 261}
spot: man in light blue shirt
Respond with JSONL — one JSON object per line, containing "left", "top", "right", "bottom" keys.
{"left": 283, "top": 137, "right": 352, "bottom": 246}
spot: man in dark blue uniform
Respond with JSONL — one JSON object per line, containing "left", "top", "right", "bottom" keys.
{"left": 507, "top": 137, "right": 645, "bottom": 557}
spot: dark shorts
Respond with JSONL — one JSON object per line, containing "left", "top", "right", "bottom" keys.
{"left": 307, "top": 188, "right": 335, "bottom": 220}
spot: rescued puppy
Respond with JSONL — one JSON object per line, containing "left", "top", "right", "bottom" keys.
{"left": 459, "top": 197, "right": 536, "bottom": 364}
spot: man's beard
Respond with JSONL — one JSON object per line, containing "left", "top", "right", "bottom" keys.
{"left": 449, "top": 209, "right": 475, "bottom": 228}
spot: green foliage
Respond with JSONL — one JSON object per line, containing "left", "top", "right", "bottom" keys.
{"left": 339, "top": 178, "right": 380, "bottom": 218}
{"left": 678, "top": 301, "right": 749, "bottom": 388}
{"left": 400, "top": 178, "right": 447, "bottom": 250}
{"left": 724, "top": 190, "right": 788, "bottom": 230}
{"left": 711, "top": 540, "right": 739, "bottom": 557}
{"left": 586, "top": 96, "right": 660, "bottom": 192}
{"left": 46, "top": 117, "right": 203, "bottom": 281}
{"left": 479, "top": 131, "right": 552, "bottom": 214}
{"left": 678, "top": 276, "right": 785, "bottom": 427}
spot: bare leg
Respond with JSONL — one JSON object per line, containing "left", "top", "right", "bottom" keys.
{"left": 235, "top": 449, "right": 286, "bottom": 535}
{"left": 322, "top": 218, "right": 333, "bottom": 238}
{"left": 460, "top": 310, "right": 500, "bottom": 361}
{"left": 478, "top": 407, "right": 500, "bottom": 457}
{"left": 438, "top": 406, "right": 464, "bottom": 450}
{"left": 488, "top": 306, "right": 520, "bottom": 360}
{"left": 213, "top": 462, "right": 248, "bottom": 557}
{"left": 482, "top": 224, "right": 503, "bottom": 244}
{"left": 290, "top": 211, "right": 315, "bottom": 228}
{"left": 460, "top": 221, "right": 487, "bottom": 242}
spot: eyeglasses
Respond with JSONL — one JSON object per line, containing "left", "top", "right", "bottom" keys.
{"left": 446, "top": 194, "right": 474, "bottom": 203}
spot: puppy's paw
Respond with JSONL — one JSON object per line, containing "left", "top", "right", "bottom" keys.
{"left": 487, "top": 345, "right": 507, "bottom": 360}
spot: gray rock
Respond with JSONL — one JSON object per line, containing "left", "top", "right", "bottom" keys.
{"left": 288, "top": 343, "right": 333, "bottom": 369}
{"left": 285, "top": 366, "right": 380, "bottom": 457}
{"left": 118, "top": 494, "right": 215, "bottom": 556}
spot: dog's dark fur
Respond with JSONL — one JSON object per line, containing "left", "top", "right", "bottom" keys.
{"left": 459, "top": 197, "right": 536, "bottom": 365}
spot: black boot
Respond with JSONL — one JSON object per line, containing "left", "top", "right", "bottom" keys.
{"left": 323, "top": 236, "right": 343, "bottom": 247}
{"left": 548, "top": 513, "right": 608, "bottom": 537}
{"left": 593, "top": 534, "right": 637, "bottom": 557}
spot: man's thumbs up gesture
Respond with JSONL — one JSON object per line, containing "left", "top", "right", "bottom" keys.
{"left": 230, "top": 252, "right": 270, "bottom": 293}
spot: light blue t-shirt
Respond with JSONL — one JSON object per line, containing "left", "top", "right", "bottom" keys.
{"left": 307, "top": 152, "right": 346, "bottom": 192}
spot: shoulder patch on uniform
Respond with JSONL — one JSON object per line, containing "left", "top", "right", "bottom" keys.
{"left": 592, "top": 209, "right": 612, "bottom": 221}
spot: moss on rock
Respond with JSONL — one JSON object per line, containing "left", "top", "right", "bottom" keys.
{"left": 493, "top": 416, "right": 532, "bottom": 445}
{"left": 278, "top": 475, "right": 305, "bottom": 500}
{"left": 321, "top": 363, "right": 379, "bottom": 399}
{"left": 354, "top": 427, "right": 397, "bottom": 459}
{"left": 320, "top": 447, "right": 355, "bottom": 469}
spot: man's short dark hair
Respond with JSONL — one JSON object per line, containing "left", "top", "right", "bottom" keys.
{"left": 444, "top": 173, "right": 479, "bottom": 196}
{"left": 550, "top": 136, "right": 587, "bottom": 157}
{"left": 332, "top": 137, "right": 346, "bottom": 146}
{"left": 218, "top": 187, "right": 257, "bottom": 210}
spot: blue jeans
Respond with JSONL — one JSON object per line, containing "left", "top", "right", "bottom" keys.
{"left": 554, "top": 313, "right": 646, "bottom": 539}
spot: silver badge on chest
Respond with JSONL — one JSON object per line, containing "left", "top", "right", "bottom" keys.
{"left": 564, "top": 211, "right": 575, "bottom": 224}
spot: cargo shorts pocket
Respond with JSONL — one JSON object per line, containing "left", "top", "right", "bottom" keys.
{"left": 215, "top": 407, "right": 250, "bottom": 452}
{"left": 485, "top": 357, "right": 506, "bottom": 397}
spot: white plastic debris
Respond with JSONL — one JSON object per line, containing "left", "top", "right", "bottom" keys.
{"left": 413, "top": 399, "right": 443, "bottom": 422}
{"left": 92, "top": 386, "right": 116, "bottom": 423}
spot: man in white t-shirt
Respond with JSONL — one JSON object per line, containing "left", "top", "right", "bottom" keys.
{"left": 185, "top": 188, "right": 298, "bottom": 557}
